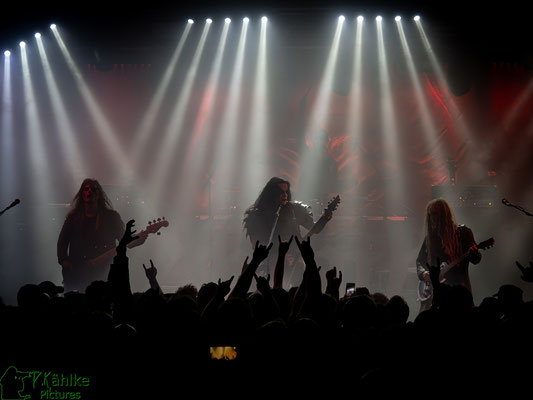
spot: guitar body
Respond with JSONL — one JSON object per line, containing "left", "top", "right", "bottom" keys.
{"left": 62, "top": 218, "right": 169, "bottom": 292}
{"left": 62, "top": 256, "right": 111, "bottom": 292}
{"left": 417, "top": 237, "right": 495, "bottom": 305}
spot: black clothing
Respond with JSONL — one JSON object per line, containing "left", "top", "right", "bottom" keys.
{"left": 57, "top": 209, "right": 125, "bottom": 292}
{"left": 243, "top": 201, "right": 314, "bottom": 245}
{"left": 416, "top": 224, "right": 482, "bottom": 311}
{"left": 243, "top": 201, "right": 315, "bottom": 283}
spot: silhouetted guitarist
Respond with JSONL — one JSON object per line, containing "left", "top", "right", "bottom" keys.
{"left": 57, "top": 179, "right": 147, "bottom": 292}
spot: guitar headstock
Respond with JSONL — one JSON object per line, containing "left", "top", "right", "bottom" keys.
{"left": 478, "top": 237, "right": 495, "bottom": 250}
{"left": 143, "top": 217, "right": 170, "bottom": 236}
{"left": 326, "top": 195, "right": 341, "bottom": 213}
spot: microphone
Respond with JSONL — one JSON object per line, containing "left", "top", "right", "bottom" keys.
{"left": 0, "top": 198, "right": 21, "bottom": 216}
{"left": 502, "top": 197, "right": 533, "bottom": 217}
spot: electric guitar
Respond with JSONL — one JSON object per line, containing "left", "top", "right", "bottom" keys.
{"left": 304, "top": 195, "right": 341, "bottom": 240}
{"left": 417, "top": 237, "right": 495, "bottom": 303}
{"left": 63, "top": 218, "right": 169, "bottom": 283}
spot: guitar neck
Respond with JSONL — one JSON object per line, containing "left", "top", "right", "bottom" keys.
{"left": 439, "top": 237, "right": 494, "bottom": 279}
{"left": 304, "top": 215, "right": 327, "bottom": 240}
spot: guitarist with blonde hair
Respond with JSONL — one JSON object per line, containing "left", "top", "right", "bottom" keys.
{"left": 416, "top": 198, "right": 482, "bottom": 312}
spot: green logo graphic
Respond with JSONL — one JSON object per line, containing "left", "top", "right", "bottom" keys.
{"left": 0, "top": 367, "right": 90, "bottom": 400}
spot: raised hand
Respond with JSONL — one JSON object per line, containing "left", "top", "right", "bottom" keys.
{"left": 295, "top": 236, "right": 315, "bottom": 266}
{"left": 254, "top": 273, "right": 271, "bottom": 294}
{"left": 516, "top": 261, "right": 533, "bottom": 283}
{"left": 325, "top": 266, "right": 342, "bottom": 299}
{"left": 251, "top": 240, "right": 273, "bottom": 264}
{"left": 278, "top": 235, "right": 293, "bottom": 256}
{"left": 218, "top": 276, "right": 234, "bottom": 298}
{"left": 142, "top": 259, "right": 157, "bottom": 281}
{"left": 326, "top": 266, "right": 342, "bottom": 287}
{"left": 119, "top": 219, "right": 140, "bottom": 249}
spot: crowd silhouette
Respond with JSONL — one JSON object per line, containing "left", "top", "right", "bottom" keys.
{"left": 1, "top": 219, "right": 532, "bottom": 396}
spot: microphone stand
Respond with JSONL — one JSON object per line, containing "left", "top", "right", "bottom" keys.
{"left": 266, "top": 204, "right": 283, "bottom": 275}
{"left": 503, "top": 199, "right": 533, "bottom": 217}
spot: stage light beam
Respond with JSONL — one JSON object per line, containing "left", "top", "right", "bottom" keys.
{"left": 149, "top": 19, "right": 212, "bottom": 201}
{"left": 298, "top": 14, "right": 346, "bottom": 199}
{"left": 209, "top": 18, "right": 250, "bottom": 208}
{"left": 51, "top": 26, "right": 133, "bottom": 178}
{"left": 242, "top": 12, "right": 270, "bottom": 189}
{"left": 130, "top": 22, "right": 193, "bottom": 169}
{"left": 20, "top": 41, "right": 52, "bottom": 202}
{"left": 2, "top": 49, "right": 14, "bottom": 193}
{"left": 35, "top": 33, "right": 88, "bottom": 184}
{"left": 396, "top": 18, "right": 446, "bottom": 173}
{"left": 176, "top": 19, "right": 232, "bottom": 214}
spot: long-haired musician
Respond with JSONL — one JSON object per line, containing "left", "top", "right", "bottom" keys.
{"left": 416, "top": 198, "right": 481, "bottom": 312}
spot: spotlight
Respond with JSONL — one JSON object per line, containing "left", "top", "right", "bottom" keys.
{"left": 395, "top": 16, "right": 401, "bottom": 21}
{"left": 376, "top": 16, "right": 382, "bottom": 22}
{"left": 225, "top": 18, "right": 231, "bottom": 23}
{"left": 19, "top": 41, "right": 26, "bottom": 48}
{"left": 188, "top": 19, "right": 194, "bottom": 24}
{"left": 414, "top": 15, "right": 420, "bottom": 21}
{"left": 206, "top": 18, "right": 212, "bottom": 24}
{"left": 4, "top": 50, "right": 10, "bottom": 57}
{"left": 50, "top": 24, "right": 56, "bottom": 30}
{"left": 35, "top": 33, "right": 41, "bottom": 38}
{"left": 243, "top": 17, "right": 249, "bottom": 23}
{"left": 357, "top": 16, "right": 364, "bottom": 22}
{"left": 261, "top": 16, "right": 268, "bottom": 23}
{"left": 338, "top": 15, "right": 345, "bottom": 22}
